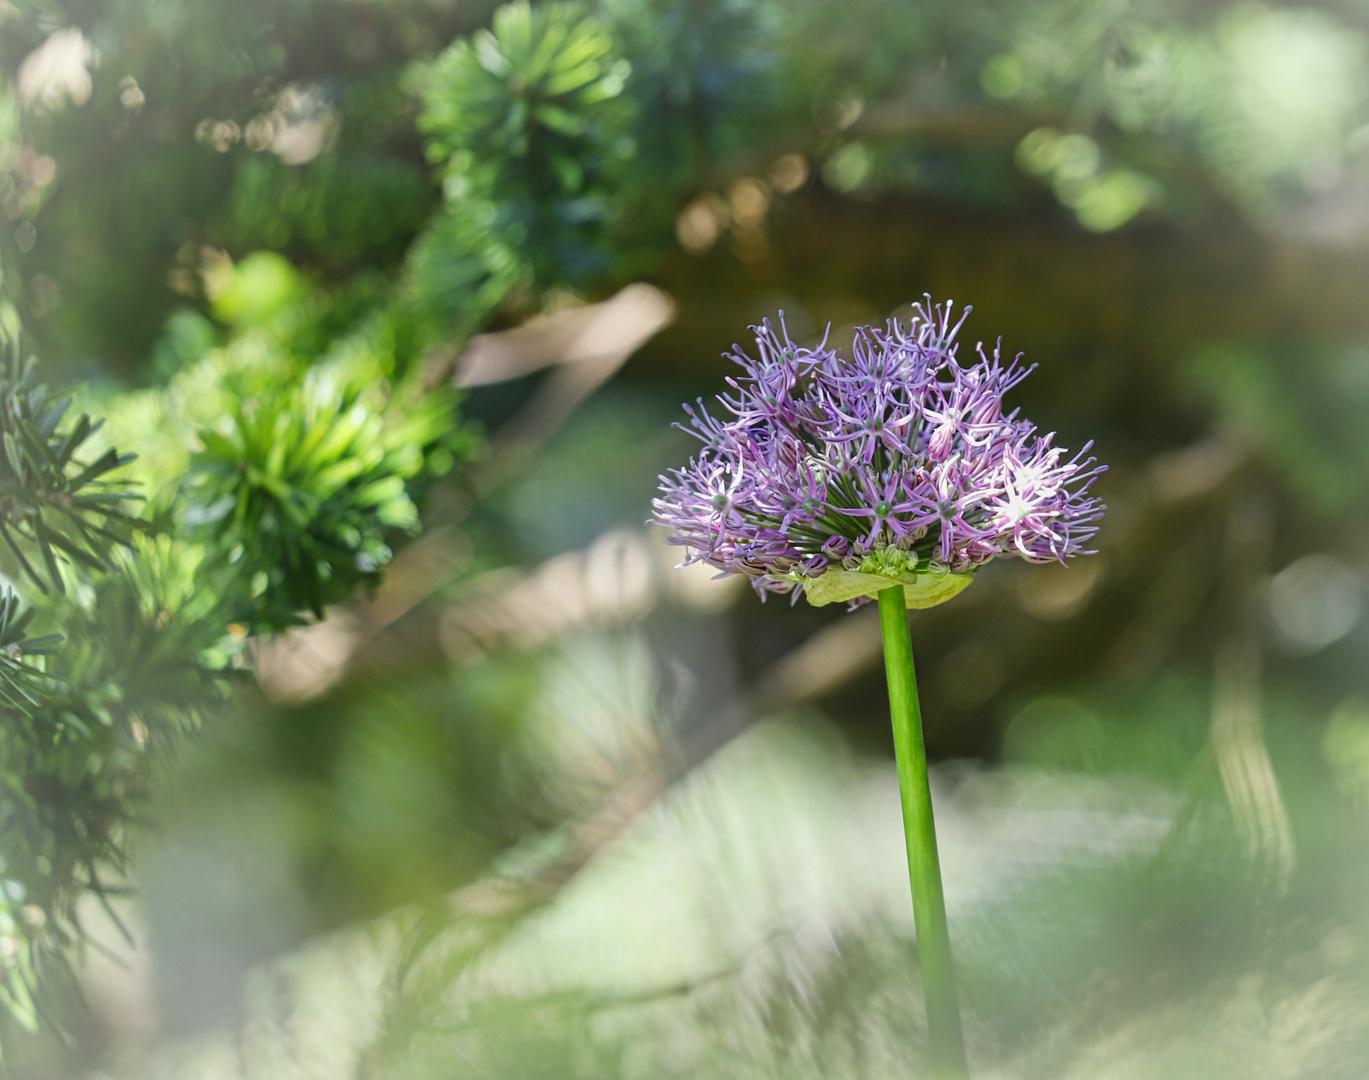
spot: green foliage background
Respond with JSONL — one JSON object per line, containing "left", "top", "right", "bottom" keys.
{"left": 0, "top": 0, "right": 1366, "bottom": 1075}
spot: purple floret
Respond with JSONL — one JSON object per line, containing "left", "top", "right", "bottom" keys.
{"left": 653, "top": 298, "right": 1106, "bottom": 603}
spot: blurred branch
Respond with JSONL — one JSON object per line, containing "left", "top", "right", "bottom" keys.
{"left": 447, "top": 285, "right": 675, "bottom": 390}
{"left": 1146, "top": 431, "right": 1252, "bottom": 504}
{"left": 1098, "top": 510, "right": 1222, "bottom": 687}
{"left": 1209, "top": 486, "right": 1294, "bottom": 889}
{"left": 853, "top": 99, "right": 1062, "bottom": 142}
{"left": 751, "top": 606, "right": 883, "bottom": 711}
{"left": 1099, "top": 431, "right": 1254, "bottom": 686}
{"left": 468, "top": 284, "right": 675, "bottom": 493}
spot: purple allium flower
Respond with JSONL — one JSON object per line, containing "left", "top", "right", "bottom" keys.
{"left": 653, "top": 298, "right": 1106, "bottom": 608}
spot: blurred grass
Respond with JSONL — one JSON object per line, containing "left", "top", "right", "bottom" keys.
{"left": 74, "top": 664, "right": 1369, "bottom": 1079}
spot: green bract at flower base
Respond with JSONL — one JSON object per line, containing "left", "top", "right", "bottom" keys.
{"left": 804, "top": 567, "right": 973, "bottom": 609}
{"left": 800, "top": 544, "right": 974, "bottom": 609}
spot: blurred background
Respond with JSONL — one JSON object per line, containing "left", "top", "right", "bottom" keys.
{"left": 3, "top": 0, "right": 1369, "bottom": 1076}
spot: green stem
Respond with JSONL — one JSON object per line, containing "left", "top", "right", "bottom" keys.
{"left": 877, "top": 585, "right": 969, "bottom": 1080}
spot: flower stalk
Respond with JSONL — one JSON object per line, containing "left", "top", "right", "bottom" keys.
{"left": 878, "top": 585, "right": 969, "bottom": 1080}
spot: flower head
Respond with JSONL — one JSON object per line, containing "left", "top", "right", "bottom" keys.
{"left": 653, "top": 298, "right": 1106, "bottom": 608}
